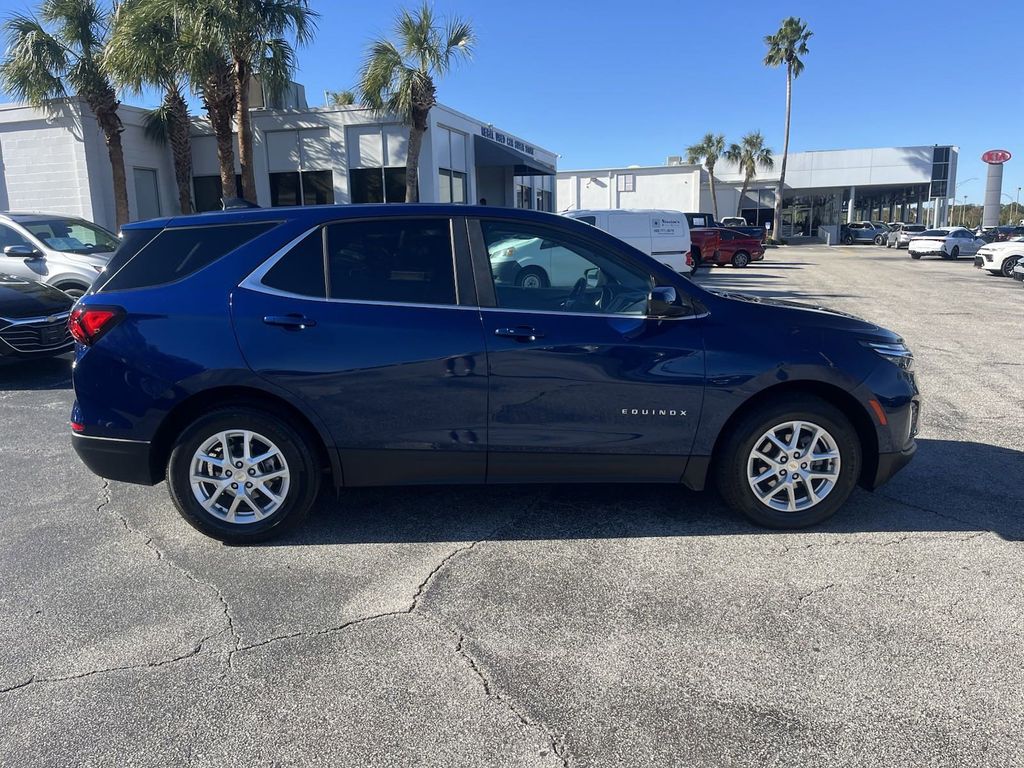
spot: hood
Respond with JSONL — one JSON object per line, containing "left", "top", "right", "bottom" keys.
{"left": 0, "top": 273, "right": 74, "bottom": 319}
{"left": 706, "top": 288, "right": 900, "bottom": 340}
{"left": 58, "top": 250, "right": 112, "bottom": 267}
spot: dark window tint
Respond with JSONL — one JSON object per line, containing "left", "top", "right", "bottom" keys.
{"left": 0, "top": 224, "right": 34, "bottom": 250}
{"left": 350, "top": 168, "right": 383, "bottom": 203}
{"left": 101, "top": 223, "right": 275, "bottom": 292}
{"left": 384, "top": 168, "right": 408, "bottom": 203}
{"left": 269, "top": 172, "right": 301, "bottom": 206}
{"left": 261, "top": 230, "right": 326, "bottom": 297}
{"left": 325, "top": 218, "right": 455, "bottom": 305}
{"left": 92, "top": 228, "right": 160, "bottom": 291}
{"left": 302, "top": 171, "right": 335, "bottom": 205}
{"left": 193, "top": 175, "right": 244, "bottom": 213}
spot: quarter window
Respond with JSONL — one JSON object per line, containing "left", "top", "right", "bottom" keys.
{"left": 325, "top": 218, "right": 455, "bottom": 305}
{"left": 481, "top": 220, "right": 654, "bottom": 316}
{"left": 261, "top": 230, "right": 326, "bottom": 298}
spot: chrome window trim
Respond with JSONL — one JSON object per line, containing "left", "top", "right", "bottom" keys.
{"left": 0, "top": 311, "right": 70, "bottom": 326}
{"left": 482, "top": 306, "right": 706, "bottom": 322}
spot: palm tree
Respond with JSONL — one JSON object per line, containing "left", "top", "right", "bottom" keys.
{"left": 724, "top": 132, "right": 774, "bottom": 217}
{"left": 358, "top": 4, "right": 473, "bottom": 203}
{"left": 326, "top": 89, "right": 356, "bottom": 106}
{"left": 0, "top": 0, "right": 130, "bottom": 227}
{"left": 764, "top": 17, "right": 812, "bottom": 239}
{"left": 686, "top": 133, "right": 726, "bottom": 220}
{"left": 106, "top": 0, "right": 194, "bottom": 214}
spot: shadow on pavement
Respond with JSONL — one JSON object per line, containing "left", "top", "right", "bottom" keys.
{"left": 266, "top": 438, "right": 1024, "bottom": 547}
{"left": 0, "top": 356, "right": 73, "bottom": 391}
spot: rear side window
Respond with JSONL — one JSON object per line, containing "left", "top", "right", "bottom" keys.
{"left": 325, "top": 218, "right": 455, "bottom": 305}
{"left": 261, "top": 230, "right": 326, "bottom": 298}
{"left": 101, "top": 222, "right": 275, "bottom": 291}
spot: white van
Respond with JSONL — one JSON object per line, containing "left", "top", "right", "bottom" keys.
{"left": 563, "top": 209, "right": 694, "bottom": 274}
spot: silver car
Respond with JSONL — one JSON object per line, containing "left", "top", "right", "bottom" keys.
{"left": 886, "top": 223, "right": 927, "bottom": 249}
{"left": 0, "top": 213, "right": 118, "bottom": 298}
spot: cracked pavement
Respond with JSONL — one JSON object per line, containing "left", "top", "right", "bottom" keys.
{"left": 1, "top": 244, "right": 1022, "bottom": 766}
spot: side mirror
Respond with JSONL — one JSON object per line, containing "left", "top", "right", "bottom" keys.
{"left": 584, "top": 267, "right": 601, "bottom": 288}
{"left": 3, "top": 244, "right": 40, "bottom": 258}
{"left": 649, "top": 286, "right": 687, "bottom": 318}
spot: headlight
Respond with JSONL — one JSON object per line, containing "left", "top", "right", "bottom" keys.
{"left": 862, "top": 340, "right": 914, "bottom": 371}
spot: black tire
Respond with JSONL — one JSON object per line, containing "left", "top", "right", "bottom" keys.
{"left": 1001, "top": 258, "right": 1018, "bottom": 277}
{"left": 515, "top": 266, "right": 549, "bottom": 289}
{"left": 731, "top": 250, "right": 751, "bottom": 268}
{"left": 843, "top": 234, "right": 854, "bottom": 245}
{"left": 874, "top": 234, "right": 885, "bottom": 246}
{"left": 910, "top": 253, "right": 922, "bottom": 260}
{"left": 945, "top": 246, "right": 959, "bottom": 260}
{"left": 56, "top": 283, "right": 88, "bottom": 299}
{"left": 167, "top": 406, "right": 321, "bottom": 543}
{"left": 714, "top": 395, "right": 862, "bottom": 529}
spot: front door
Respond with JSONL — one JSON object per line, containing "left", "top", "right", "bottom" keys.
{"left": 470, "top": 217, "right": 705, "bottom": 483}
{"left": 233, "top": 216, "right": 489, "bottom": 485}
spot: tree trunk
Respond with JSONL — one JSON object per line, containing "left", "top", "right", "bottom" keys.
{"left": 201, "top": 61, "right": 238, "bottom": 204}
{"left": 736, "top": 175, "right": 750, "bottom": 217}
{"left": 234, "top": 59, "right": 258, "bottom": 204}
{"left": 772, "top": 63, "right": 793, "bottom": 240}
{"left": 165, "top": 85, "right": 193, "bottom": 214}
{"left": 708, "top": 161, "right": 719, "bottom": 220}
{"left": 86, "top": 87, "right": 129, "bottom": 228}
{"left": 405, "top": 109, "right": 429, "bottom": 203}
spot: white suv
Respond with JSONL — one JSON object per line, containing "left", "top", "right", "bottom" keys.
{"left": 975, "top": 237, "right": 1024, "bottom": 277}
{"left": 0, "top": 213, "right": 119, "bottom": 298}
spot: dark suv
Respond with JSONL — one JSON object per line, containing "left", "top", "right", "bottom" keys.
{"left": 70, "top": 205, "right": 920, "bottom": 543}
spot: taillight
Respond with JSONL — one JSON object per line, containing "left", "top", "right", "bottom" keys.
{"left": 69, "top": 306, "right": 124, "bottom": 345}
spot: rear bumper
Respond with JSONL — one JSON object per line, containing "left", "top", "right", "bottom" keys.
{"left": 72, "top": 433, "right": 160, "bottom": 485}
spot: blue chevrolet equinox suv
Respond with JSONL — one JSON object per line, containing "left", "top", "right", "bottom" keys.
{"left": 69, "top": 205, "right": 919, "bottom": 543}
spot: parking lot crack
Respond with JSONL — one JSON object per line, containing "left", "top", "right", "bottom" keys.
{"left": 797, "top": 582, "right": 835, "bottom": 602}
{"left": 96, "top": 479, "right": 242, "bottom": 674}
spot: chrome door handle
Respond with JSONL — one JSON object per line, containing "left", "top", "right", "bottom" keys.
{"left": 494, "top": 326, "right": 544, "bottom": 342}
{"left": 263, "top": 314, "right": 317, "bottom": 330}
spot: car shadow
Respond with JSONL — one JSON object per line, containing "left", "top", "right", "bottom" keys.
{"left": 0, "top": 355, "right": 73, "bottom": 391}
{"left": 263, "top": 438, "right": 1024, "bottom": 547}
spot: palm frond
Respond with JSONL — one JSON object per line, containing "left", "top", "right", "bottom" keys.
{"left": 142, "top": 101, "right": 172, "bottom": 143}
{"left": 258, "top": 36, "right": 295, "bottom": 101}
{"left": 0, "top": 13, "right": 70, "bottom": 104}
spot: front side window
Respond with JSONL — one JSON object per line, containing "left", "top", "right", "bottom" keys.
{"left": 21, "top": 218, "right": 119, "bottom": 254}
{"left": 325, "top": 218, "right": 455, "bottom": 305}
{"left": 0, "top": 224, "right": 33, "bottom": 251}
{"left": 481, "top": 220, "right": 653, "bottom": 316}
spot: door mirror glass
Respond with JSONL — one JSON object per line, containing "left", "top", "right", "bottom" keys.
{"left": 584, "top": 267, "right": 601, "bottom": 289}
{"left": 649, "top": 285, "right": 686, "bottom": 317}
{"left": 3, "top": 244, "right": 39, "bottom": 258}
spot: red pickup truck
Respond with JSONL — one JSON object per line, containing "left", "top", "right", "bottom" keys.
{"left": 690, "top": 228, "right": 766, "bottom": 268}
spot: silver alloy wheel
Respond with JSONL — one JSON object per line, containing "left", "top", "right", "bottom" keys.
{"left": 746, "top": 420, "right": 841, "bottom": 513}
{"left": 190, "top": 429, "right": 290, "bottom": 524}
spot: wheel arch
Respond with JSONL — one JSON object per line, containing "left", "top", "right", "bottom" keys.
{"left": 688, "top": 380, "right": 879, "bottom": 491}
{"left": 149, "top": 385, "right": 340, "bottom": 488}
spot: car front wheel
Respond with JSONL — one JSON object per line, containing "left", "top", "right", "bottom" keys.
{"left": 714, "top": 396, "right": 862, "bottom": 528}
{"left": 167, "top": 407, "right": 321, "bottom": 543}
{"left": 516, "top": 266, "right": 549, "bottom": 289}
{"left": 1001, "top": 258, "right": 1019, "bottom": 277}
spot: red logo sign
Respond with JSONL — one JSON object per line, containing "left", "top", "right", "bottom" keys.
{"left": 982, "top": 149, "right": 1011, "bottom": 164}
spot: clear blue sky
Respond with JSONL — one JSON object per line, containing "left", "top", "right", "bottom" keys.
{"left": 1, "top": 0, "right": 1022, "bottom": 204}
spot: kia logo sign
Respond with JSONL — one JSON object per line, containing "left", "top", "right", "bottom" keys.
{"left": 982, "top": 149, "right": 1011, "bottom": 164}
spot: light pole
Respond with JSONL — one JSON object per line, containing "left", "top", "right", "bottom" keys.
{"left": 950, "top": 177, "right": 977, "bottom": 228}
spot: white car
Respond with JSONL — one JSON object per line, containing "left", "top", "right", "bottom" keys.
{"left": 974, "top": 237, "right": 1024, "bottom": 277}
{"left": 907, "top": 227, "right": 986, "bottom": 260}
{"left": 488, "top": 235, "right": 593, "bottom": 288}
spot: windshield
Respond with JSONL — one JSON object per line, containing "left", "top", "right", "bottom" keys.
{"left": 21, "top": 218, "right": 119, "bottom": 255}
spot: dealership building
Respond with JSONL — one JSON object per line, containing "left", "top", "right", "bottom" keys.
{"left": 557, "top": 145, "right": 959, "bottom": 242}
{"left": 0, "top": 83, "right": 557, "bottom": 231}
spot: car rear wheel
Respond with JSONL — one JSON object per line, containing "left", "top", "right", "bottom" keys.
{"left": 714, "top": 395, "right": 862, "bottom": 529}
{"left": 843, "top": 234, "right": 854, "bottom": 245}
{"left": 945, "top": 246, "right": 959, "bottom": 260}
{"left": 167, "top": 407, "right": 321, "bottom": 543}
{"left": 1001, "top": 258, "right": 1018, "bottom": 277}
{"left": 910, "top": 253, "right": 922, "bottom": 259}
{"left": 516, "top": 266, "right": 549, "bottom": 289}
{"left": 731, "top": 251, "right": 751, "bottom": 268}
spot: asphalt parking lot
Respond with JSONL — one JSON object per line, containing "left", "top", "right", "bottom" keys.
{"left": 1, "top": 244, "right": 1022, "bottom": 767}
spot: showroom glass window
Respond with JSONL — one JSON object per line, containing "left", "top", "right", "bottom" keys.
{"left": 436, "top": 126, "right": 468, "bottom": 204}
{"left": 325, "top": 218, "right": 455, "bottom": 305}
{"left": 347, "top": 124, "right": 410, "bottom": 203}
{"left": 480, "top": 219, "right": 653, "bottom": 316}
{"left": 193, "top": 175, "right": 244, "bottom": 213}
{"left": 267, "top": 129, "right": 335, "bottom": 207}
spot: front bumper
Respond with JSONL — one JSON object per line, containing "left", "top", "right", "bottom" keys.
{"left": 72, "top": 432, "right": 161, "bottom": 485}
{"left": 866, "top": 441, "right": 918, "bottom": 489}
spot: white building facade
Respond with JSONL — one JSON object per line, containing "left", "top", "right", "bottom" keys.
{"left": 558, "top": 145, "right": 959, "bottom": 242}
{"left": 0, "top": 96, "right": 557, "bottom": 231}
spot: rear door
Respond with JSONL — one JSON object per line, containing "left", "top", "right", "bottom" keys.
{"left": 470, "top": 216, "right": 705, "bottom": 483}
{"left": 232, "top": 215, "right": 489, "bottom": 485}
